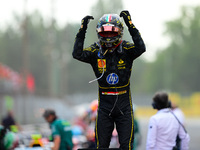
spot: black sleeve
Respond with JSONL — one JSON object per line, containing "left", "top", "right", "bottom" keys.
{"left": 72, "top": 29, "right": 95, "bottom": 63}
{"left": 126, "top": 25, "right": 146, "bottom": 59}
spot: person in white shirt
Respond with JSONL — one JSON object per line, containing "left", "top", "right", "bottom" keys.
{"left": 146, "top": 92, "right": 190, "bottom": 150}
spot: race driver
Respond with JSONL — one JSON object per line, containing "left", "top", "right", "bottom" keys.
{"left": 72, "top": 10, "right": 146, "bottom": 150}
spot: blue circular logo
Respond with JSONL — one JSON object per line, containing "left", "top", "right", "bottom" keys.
{"left": 106, "top": 73, "right": 119, "bottom": 85}
{"left": 98, "top": 51, "right": 104, "bottom": 58}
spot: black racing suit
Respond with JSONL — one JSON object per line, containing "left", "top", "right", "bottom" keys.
{"left": 73, "top": 24, "right": 146, "bottom": 150}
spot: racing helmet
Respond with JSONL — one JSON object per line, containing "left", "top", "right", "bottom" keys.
{"left": 96, "top": 14, "right": 123, "bottom": 48}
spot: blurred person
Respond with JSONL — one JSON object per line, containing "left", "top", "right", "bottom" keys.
{"left": 43, "top": 109, "right": 73, "bottom": 150}
{"left": 84, "top": 100, "right": 98, "bottom": 148}
{"left": 0, "top": 125, "right": 19, "bottom": 150}
{"left": 0, "top": 125, "right": 6, "bottom": 150}
{"left": 72, "top": 10, "right": 146, "bottom": 150}
{"left": 133, "top": 118, "right": 141, "bottom": 150}
{"left": 132, "top": 104, "right": 141, "bottom": 150}
{"left": 146, "top": 92, "right": 190, "bottom": 150}
{"left": 109, "top": 128, "right": 120, "bottom": 148}
{"left": 1, "top": 110, "right": 21, "bottom": 132}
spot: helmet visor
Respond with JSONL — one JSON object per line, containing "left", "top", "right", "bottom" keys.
{"left": 97, "top": 25, "right": 121, "bottom": 37}
{"left": 99, "top": 32, "right": 118, "bottom": 37}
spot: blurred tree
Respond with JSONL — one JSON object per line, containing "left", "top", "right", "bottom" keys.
{"left": 26, "top": 11, "right": 50, "bottom": 95}
{"left": 0, "top": 12, "right": 56, "bottom": 96}
{"left": 143, "top": 6, "right": 200, "bottom": 94}
{"left": 0, "top": 27, "right": 22, "bottom": 71}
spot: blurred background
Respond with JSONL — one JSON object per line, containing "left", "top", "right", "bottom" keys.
{"left": 0, "top": 0, "right": 200, "bottom": 150}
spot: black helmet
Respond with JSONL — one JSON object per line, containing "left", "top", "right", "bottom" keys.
{"left": 96, "top": 14, "right": 124, "bottom": 48}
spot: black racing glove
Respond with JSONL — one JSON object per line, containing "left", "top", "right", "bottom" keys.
{"left": 76, "top": 15, "right": 94, "bottom": 39}
{"left": 80, "top": 15, "right": 94, "bottom": 31}
{"left": 120, "top": 10, "right": 142, "bottom": 43}
{"left": 120, "top": 10, "right": 134, "bottom": 28}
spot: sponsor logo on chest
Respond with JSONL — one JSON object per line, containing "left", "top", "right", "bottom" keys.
{"left": 97, "top": 59, "right": 106, "bottom": 73}
{"left": 117, "top": 59, "right": 126, "bottom": 69}
{"left": 106, "top": 73, "right": 119, "bottom": 85}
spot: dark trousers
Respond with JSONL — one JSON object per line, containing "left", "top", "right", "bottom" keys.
{"left": 95, "top": 104, "right": 134, "bottom": 150}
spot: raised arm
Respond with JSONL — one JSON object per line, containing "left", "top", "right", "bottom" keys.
{"left": 72, "top": 16, "right": 94, "bottom": 63}
{"left": 120, "top": 10, "right": 146, "bottom": 59}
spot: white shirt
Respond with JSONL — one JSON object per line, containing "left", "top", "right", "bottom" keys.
{"left": 146, "top": 108, "right": 190, "bottom": 150}
{"left": 173, "top": 107, "right": 185, "bottom": 124}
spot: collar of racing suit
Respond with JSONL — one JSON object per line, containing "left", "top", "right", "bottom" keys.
{"left": 96, "top": 40, "right": 124, "bottom": 56}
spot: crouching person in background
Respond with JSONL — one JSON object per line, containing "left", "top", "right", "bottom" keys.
{"left": 43, "top": 109, "right": 73, "bottom": 150}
